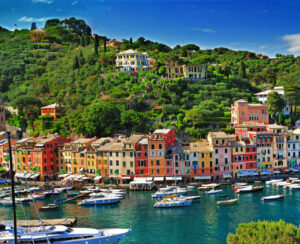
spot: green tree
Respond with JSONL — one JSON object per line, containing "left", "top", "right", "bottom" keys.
{"left": 267, "top": 91, "right": 286, "bottom": 121}
{"left": 103, "top": 37, "right": 107, "bottom": 53}
{"left": 73, "top": 56, "right": 80, "bottom": 69}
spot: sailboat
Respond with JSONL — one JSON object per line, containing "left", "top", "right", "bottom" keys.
{"left": 154, "top": 160, "right": 191, "bottom": 208}
{"left": 5, "top": 131, "right": 131, "bottom": 243}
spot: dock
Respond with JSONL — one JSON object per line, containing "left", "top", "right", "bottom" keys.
{"left": 17, "top": 218, "right": 77, "bottom": 227}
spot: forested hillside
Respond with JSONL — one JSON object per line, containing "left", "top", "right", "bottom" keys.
{"left": 0, "top": 18, "right": 299, "bottom": 139}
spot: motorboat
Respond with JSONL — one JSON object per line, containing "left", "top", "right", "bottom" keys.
{"left": 186, "top": 186, "right": 195, "bottom": 191}
{"left": 261, "top": 194, "right": 284, "bottom": 201}
{"left": 78, "top": 196, "right": 121, "bottom": 206}
{"left": 216, "top": 198, "right": 238, "bottom": 205}
{"left": 0, "top": 198, "right": 13, "bottom": 206}
{"left": 290, "top": 185, "right": 300, "bottom": 190}
{"left": 0, "top": 224, "right": 131, "bottom": 243}
{"left": 152, "top": 186, "right": 187, "bottom": 198}
{"left": 198, "top": 183, "right": 220, "bottom": 190}
{"left": 205, "top": 189, "right": 223, "bottom": 195}
{"left": 27, "top": 193, "right": 45, "bottom": 200}
{"left": 89, "top": 192, "right": 123, "bottom": 199}
{"left": 39, "top": 204, "right": 59, "bottom": 210}
{"left": 176, "top": 195, "right": 201, "bottom": 202}
{"left": 236, "top": 186, "right": 263, "bottom": 193}
{"left": 154, "top": 198, "right": 192, "bottom": 208}
{"left": 100, "top": 189, "right": 126, "bottom": 197}
{"left": 265, "top": 179, "right": 283, "bottom": 185}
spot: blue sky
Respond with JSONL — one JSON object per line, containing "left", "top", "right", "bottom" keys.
{"left": 1, "top": 0, "right": 300, "bottom": 57}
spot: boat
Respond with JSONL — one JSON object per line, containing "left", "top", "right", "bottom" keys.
{"left": 39, "top": 204, "right": 59, "bottom": 210}
{"left": 67, "top": 192, "right": 80, "bottom": 197}
{"left": 254, "top": 181, "right": 262, "bottom": 184}
{"left": 198, "top": 183, "right": 220, "bottom": 190}
{"left": 216, "top": 198, "right": 238, "bottom": 205}
{"left": 78, "top": 196, "right": 121, "bottom": 206}
{"left": 265, "top": 179, "right": 283, "bottom": 185}
{"left": 236, "top": 186, "right": 263, "bottom": 193}
{"left": 261, "top": 194, "right": 284, "bottom": 201}
{"left": 186, "top": 186, "right": 195, "bottom": 191}
{"left": 180, "top": 195, "right": 201, "bottom": 201}
{"left": 205, "top": 189, "right": 223, "bottom": 195}
{"left": 0, "top": 224, "right": 131, "bottom": 243}
{"left": 154, "top": 198, "right": 192, "bottom": 208}
{"left": 152, "top": 186, "right": 187, "bottom": 198}
{"left": 290, "top": 185, "right": 300, "bottom": 190}
{"left": 0, "top": 199, "right": 13, "bottom": 206}
{"left": 27, "top": 193, "right": 45, "bottom": 200}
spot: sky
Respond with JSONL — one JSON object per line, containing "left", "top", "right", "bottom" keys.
{"left": 1, "top": 0, "right": 300, "bottom": 57}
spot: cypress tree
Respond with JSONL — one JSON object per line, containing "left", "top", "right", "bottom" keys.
{"left": 94, "top": 34, "right": 99, "bottom": 55}
{"left": 73, "top": 56, "right": 80, "bottom": 69}
{"left": 103, "top": 37, "right": 107, "bottom": 53}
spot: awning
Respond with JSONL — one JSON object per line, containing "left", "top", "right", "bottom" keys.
{"left": 153, "top": 177, "right": 164, "bottom": 182}
{"left": 94, "top": 176, "right": 102, "bottom": 181}
{"left": 289, "top": 168, "right": 298, "bottom": 172}
{"left": 15, "top": 172, "right": 25, "bottom": 178}
{"left": 81, "top": 176, "right": 90, "bottom": 180}
{"left": 261, "top": 170, "right": 272, "bottom": 175}
{"left": 273, "top": 171, "right": 281, "bottom": 174}
{"left": 25, "top": 173, "right": 33, "bottom": 179}
{"left": 223, "top": 173, "right": 232, "bottom": 178}
{"left": 166, "top": 176, "right": 182, "bottom": 181}
{"left": 58, "top": 174, "right": 69, "bottom": 178}
{"left": 146, "top": 177, "right": 153, "bottom": 181}
{"left": 195, "top": 175, "right": 211, "bottom": 180}
{"left": 80, "top": 168, "right": 84, "bottom": 172}
{"left": 121, "top": 176, "right": 131, "bottom": 180}
{"left": 134, "top": 177, "right": 147, "bottom": 181}
{"left": 30, "top": 173, "right": 40, "bottom": 179}
{"left": 296, "top": 167, "right": 300, "bottom": 170}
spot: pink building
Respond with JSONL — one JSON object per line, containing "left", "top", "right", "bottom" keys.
{"left": 231, "top": 99, "right": 269, "bottom": 126}
{"left": 207, "top": 132, "right": 236, "bottom": 181}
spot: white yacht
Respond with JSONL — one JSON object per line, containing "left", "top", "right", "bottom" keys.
{"left": 265, "top": 179, "right": 283, "bottom": 185}
{"left": 0, "top": 224, "right": 131, "bottom": 243}
{"left": 152, "top": 186, "right": 187, "bottom": 198}
{"left": 154, "top": 198, "right": 192, "bottom": 208}
{"left": 79, "top": 196, "right": 121, "bottom": 206}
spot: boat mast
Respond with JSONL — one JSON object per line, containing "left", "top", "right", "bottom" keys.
{"left": 7, "top": 131, "right": 17, "bottom": 242}
{"left": 174, "top": 153, "right": 177, "bottom": 199}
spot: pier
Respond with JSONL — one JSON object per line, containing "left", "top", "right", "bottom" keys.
{"left": 17, "top": 218, "right": 77, "bottom": 227}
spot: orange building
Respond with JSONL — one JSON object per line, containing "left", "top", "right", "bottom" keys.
{"left": 148, "top": 129, "right": 176, "bottom": 178}
{"left": 41, "top": 103, "right": 65, "bottom": 120}
{"left": 30, "top": 29, "right": 47, "bottom": 41}
{"left": 231, "top": 99, "right": 269, "bottom": 126}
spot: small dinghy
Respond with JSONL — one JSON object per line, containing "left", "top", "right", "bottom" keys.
{"left": 261, "top": 194, "right": 284, "bottom": 201}
{"left": 216, "top": 198, "right": 238, "bottom": 205}
{"left": 39, "top": 204, "right": 59, "bottom": 210}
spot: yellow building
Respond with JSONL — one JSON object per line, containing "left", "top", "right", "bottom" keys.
{"left": 183, "top": 64, "right": 204, "bottom": 79}
{"left": 116, "top": 49, "right": 156, "bottom": 72}
{"left": 165, "top": 62, "right": 184, "bottom": 78}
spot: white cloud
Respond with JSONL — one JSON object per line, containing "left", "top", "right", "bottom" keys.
{"left": 72, "top": 0, "right": 79, "bottom": 5}
{"left": 18, "top": 16, "right": 48, "bottom": 22}
{"left": 32, "top": 0, "right": 54, "bottom": 4}
{"left": 189, "top": 27, "right": 216, "bottom": 33}
{"left": 282, "top": 33, "right": 300, "bottom": 54}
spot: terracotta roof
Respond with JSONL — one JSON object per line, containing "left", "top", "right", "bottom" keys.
{"left": 71, "top": 138, "right": 95, "bottom": 144}
{"left": 209, "top": 131, "right": 236, "bottom": 139}
{"left": 235, "top": 99, "right": 248, "bottom": 103}
{"left": 153, "top": 129, "right": 172, "bottom": 135}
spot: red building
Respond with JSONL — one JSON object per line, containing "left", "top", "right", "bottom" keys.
{"left": 135, "top": 137, "right": 149, "bottom": 176}
{"left": 41, "top": 103, "right": 65, "bottom": 120}
{"left": 235, "top": 122, "right": 267, "bottom": 140}
{"left": 231, "top": 141, "right": 257, "bottom": 176}
{"left": 14, "top": 135, "right": 71, "bottom": 180}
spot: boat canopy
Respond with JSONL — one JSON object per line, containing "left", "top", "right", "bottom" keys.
{"left": 273, "top": 170, "right": 281, "bottom": 173}
{"left": 223, "top": 173, "right": 232, "bottom": 178}
{"left": 58, "top": 174, "right": 69, "bottom": 178}
{"left": 30, "top": 173, "right": 40, "bottom": 179}
{"left": 153, "top": 177, "right": 164, "bottom": 182}
{"left": 194, "top": 175, "right": 211, "bottom": 180}
{"left": 146, "top": 177, "right": 153, "bottom": 181}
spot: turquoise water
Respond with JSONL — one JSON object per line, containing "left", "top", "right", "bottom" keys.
{"left": 2, "top": 185, "right": 300, "bottom": 244}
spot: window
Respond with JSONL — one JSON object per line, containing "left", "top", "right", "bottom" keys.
{"left": 215, "top": 149, "right": 218, "bottom": 154}
{"left": 150, "top": 151, "right": 156, "bottom": 156}
{"left": 109, "top": 160, "right": 113, "bottom": 166}
{"left": 123, "top": 161, "right": 126, "bottom": 167}
{"left": 215, "top": 158, "right": 219, "bottom": 165}
{"left": 156, "top": 169, "right": 160, "bottom": 174}
{"left": 193, "top": 152, "right": 197, "bottom": 157}
{"left": 151, "top": 144, "right": 155, "bottom": 149}
{"left": 201, "top": 161, "right": 204, "bottom": 168}
{"left": 116, "top": 160, "right": 119, "bottom": 166}
{"left": 130, "top": 152, "right": 133, "bottom": 157}
{"left": 130, "top": 161, "right": 133, "bottom": 167}
{"left": 225, "top": 148, "right": 228, "bottom": 153}
{"left": 109, "top": 152, "right": 112, "bottom": 156}
{"left": 209, "top": 152, "right": 212, "bottom": 158}
{"left": 122, "top": 152, "right": 126, "bottom": 157}
{"left": 159, "top": 144, "right": 162, "bottom": 149}
{"left": 156, "top": 160, "right": 160, "bottom": 166}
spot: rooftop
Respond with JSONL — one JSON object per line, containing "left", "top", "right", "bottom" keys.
{"left": 190, "top": 141, "right": 213, "bottom": 152}
{"left": 237, "top": 122, "right": 266, "bottom": 127}
{"left": 71, "top": 138, "right": 95, "bottom": 144}
{"left": 209, "top": 131, "right": 236, "bottom": 139}
{"left": 117, "top": 49, "right": 148, "bottom": 55}
{"left": 255, "top": 87, "right": 285, "bottom": 96}
{"left": 153, "top": 129, "right": 172, "bottom": 135}
{"left": 230, "top": 141, "right": 245, "bottom": 147}
{"left": 125, "top": 134, "right": 145, "bottom": 144}
{"left": 41, "top": 103, "right": 64, "bottom": 109}
{"left": 235, "top": 99, "right": 248, "bottom": 103}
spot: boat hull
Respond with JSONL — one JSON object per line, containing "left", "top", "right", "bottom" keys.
{"left": 216, "top": 199, "right": 238, "bottom": 205}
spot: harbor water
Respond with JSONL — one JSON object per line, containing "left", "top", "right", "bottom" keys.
{"left": 2, "top": 184, "right": 300, "bottom": 244}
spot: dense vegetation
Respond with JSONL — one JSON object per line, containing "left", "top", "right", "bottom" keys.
{"left": 227, "top": 220, "right": 300, "bottom": 244}
{"left": 0, "top": 17, "right": 299, "bottom": 139}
